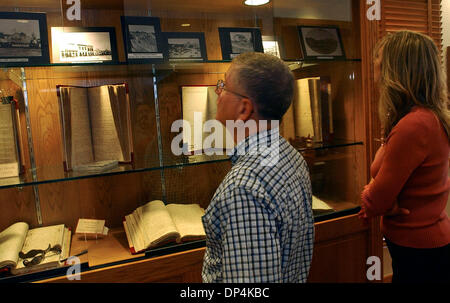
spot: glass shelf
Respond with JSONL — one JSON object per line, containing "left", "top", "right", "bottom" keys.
{"left": 0, "top": 154, "right": 231, "bottom": 190}
{"left": 292, "top": 138, "right": 363, "bottom": 152}
{"left": 0, "top": 58, "right": 362, "bottom": 81}
{"left": 0, "top": 140, "right": 363, "bottom": 190}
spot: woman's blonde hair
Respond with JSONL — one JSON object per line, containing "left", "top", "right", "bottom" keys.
{"left": 375, "top": 30, "right": 449, "bottom": 139}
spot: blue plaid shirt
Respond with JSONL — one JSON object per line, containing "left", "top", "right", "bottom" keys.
{"left": 202, "top": 128, "right": 314, "bottom": 283}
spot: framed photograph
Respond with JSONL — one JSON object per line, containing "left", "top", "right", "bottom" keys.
{"left": 51, "top": 27, "right": 118, "bottom": 64}
{"left": 0, "top": 12, "right": 50, "bottom": 66}
{"left": 164, "top": 32, "right": 207, "bottom": 62}
{"left": 218, "top": 27, "right": 263, "bottom": 60}
{"left": 297, "top": 26, "right": 345, "bottom": 60}
{"left": 121, "top": 16, "right": 167, "bottom": 63}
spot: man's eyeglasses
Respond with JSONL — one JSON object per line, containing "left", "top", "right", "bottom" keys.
{"left": 216, "top": 80, "right": 248, "bottom": 99}
{"left": 19, "top": 244, "right": 62, "bottom": 267}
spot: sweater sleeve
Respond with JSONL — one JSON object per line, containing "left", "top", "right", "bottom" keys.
{"left": 361, "top": 115, "right": 428, "bottom": 218}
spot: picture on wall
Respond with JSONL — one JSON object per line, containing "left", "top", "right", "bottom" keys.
{"left": 0, "top": 12, "right": 50, "bottom": 66}
{"left": 51, "top": 27, "right": 118, "bottom": 64}
{"left": 218, "top": 27, "right": 263, "bottom": 60}
{"left": 297, "top": 26, "right": 345, "bottom": 60}
{"left": 164, "top": 32, "right": 207, "bottom": 62}
{"left": 121, "top": 16, "right": 167, "bottom": 63}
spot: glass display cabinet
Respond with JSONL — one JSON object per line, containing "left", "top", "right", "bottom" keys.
{"left": 0, "top": 0, "right": 382, "bottom": 282}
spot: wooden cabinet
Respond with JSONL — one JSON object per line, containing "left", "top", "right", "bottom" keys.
{"left": 3, "top": 0, "right": 441, "bottom": 283}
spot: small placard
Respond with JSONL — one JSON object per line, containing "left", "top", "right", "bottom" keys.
{"left": 76, "top": 219, "right": 106, "bottom": 235}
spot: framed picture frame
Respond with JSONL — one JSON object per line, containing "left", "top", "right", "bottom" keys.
{"left": 164, "top": 32, "right": 207, "bottom": 62}
{"left": 51, "top": 27, "right": 118, "bottom": 64}
{"left": 297, "top": 25, "right": 346, "bottom": 60}
{"left": 0, "top": 12, "right": 50, "bottom": 66}
{"left": 121, "top": 16, "right": 167, "bottom": 63}
{"left": 218, "top": 27, "right": 263, "bottom": 60}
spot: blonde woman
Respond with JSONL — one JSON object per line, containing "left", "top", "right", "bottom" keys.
{"left": 359, "top": 31, "right": 450, "bottom": 283}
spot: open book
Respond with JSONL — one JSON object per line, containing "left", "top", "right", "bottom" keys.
{"left": 57, "top": 83, "right": 133, "bottom": 172}
{"left": 0, "top": 99, "right": 23, "bottom": 178}
{"left": 123, "top": 200, "right": 206, "bottom": 254}
{"left": 0, "top": 222, "right": 71, "bottom": 275}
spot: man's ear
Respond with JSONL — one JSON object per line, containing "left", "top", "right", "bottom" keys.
{"left": 237, "top": 98, "right": 254, "bottom": 121}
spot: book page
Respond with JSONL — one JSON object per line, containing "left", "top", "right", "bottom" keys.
{"left": 166, "top": 203, "right": 206, "bottom": 242}
{"left": 63, "top": 87, "right": 95, "bottom": 167}
{"left": 137, "top": 200, "right": 179, "bottom": 248}
{"left": 107, "top": 84, "right": 132, "bottom": 162}
{"left": 308, "top": 78, "right": 323, "bottom": 142}
{"left": 88, "top": 86, "right": 124, "bottom": 162}
{"left": 182, "top": 86, "right": 232, "bottom": 153}
{"left": 0, "top": 222, "right": 29, "bottom": 269}
{"left": 61, "top": 228, "right": 71, "bottom": 261}
{"left": 124, "top": 213, "right": 146, "bottom": 253}
{"left": 182, "top": 86, "right": 209, "bottom": 152}
{"left": 293, "top": 78, "right": 316, "bottom": 140}
{"left": 312, "top": 195, "right": 334, "bottom": 214}
{"left": 14, "top": 224, "right": 65, "bottom": 272}
{"left": 0, "top": 104, "right": 18, "bottom": 167}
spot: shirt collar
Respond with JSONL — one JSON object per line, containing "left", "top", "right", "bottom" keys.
{"left": 229, "top": 127, "right": 280, "bottom": 165}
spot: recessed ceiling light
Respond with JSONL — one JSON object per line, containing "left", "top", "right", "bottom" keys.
{"left": 244, "top": 0, "right": 270, "bottom": 6}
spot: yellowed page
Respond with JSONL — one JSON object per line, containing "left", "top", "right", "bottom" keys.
{"left": 166, "top": 203, "right": 205, "bottom": 242}
{"left": 14, "top": 224, "right": 65, "bottom": 274}
{"left": 293, "top": 78, "right": 318, "bottom": 140}
{"left": 107, "top": 84, "right": 132, "bottom": 161}
{"left": 308, "top": 78, "right": 323, "bottom": 142}
{"left": 125, "top": 212, "right": 146, "bottom": 253}
{"left": 68, "top": 87, "right": 95, "bottom": 167}
{"left": 0, "top": 222, "right": 29, "bottom": 269}
{"left": 0, "top": 104, "right": 19, "bottom": 177}
{"left": 182, "top": 86, "right": 209, "bottom": 152}
{"left": 137, "top": 200, "right": 179, "bottom": 248}
{"left": 312, "top": 195, "right": 334, "bottom": 213}
{"left": 87, "top": 86, "right": 124, "bottom": 162}
{"left": 61, "top": 227, "right": 71, "bottom": 261}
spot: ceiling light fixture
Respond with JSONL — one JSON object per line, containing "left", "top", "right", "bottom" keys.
{"left": 244, "top": 0, "right": 270, "bottom": 6}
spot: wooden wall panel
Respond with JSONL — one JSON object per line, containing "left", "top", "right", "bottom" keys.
{"left": 380, "top": 0, "right": 442, "bottom": 51}
{"left": 0, "top": 187, "right": 37, "bottom": 231}
{"left": 37, "top": 171, "right": 162, "bottom": 230}
{"left": 307, "top": 214, "right": 369, "bottom": 282}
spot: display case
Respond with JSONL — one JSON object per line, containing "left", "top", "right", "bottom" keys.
{"left": 0, "top": 0, "right": 381, "bottom": 282}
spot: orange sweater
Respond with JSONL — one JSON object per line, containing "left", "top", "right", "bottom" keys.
{"left": 360, "top": 106, "right": 450, "bottom": 248}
